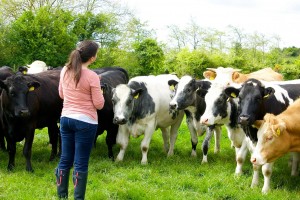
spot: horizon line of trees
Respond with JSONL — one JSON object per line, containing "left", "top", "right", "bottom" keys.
{"left": 0, "top": 0, "right": 299, "bottom": 80}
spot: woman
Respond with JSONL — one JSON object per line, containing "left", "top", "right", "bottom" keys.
{"left": 55, "top": 40, "right": 105, "bottom": 199}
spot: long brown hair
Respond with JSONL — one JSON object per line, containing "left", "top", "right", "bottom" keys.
{"left": 65, "top": 40, "right": 99, "bottom": 87}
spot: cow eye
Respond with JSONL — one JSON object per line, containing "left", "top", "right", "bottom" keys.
{"left": 266, "top": 135, "right": 273, "bottom": 141}
{"left": 187, "top": 88, "right": 191, "bottom": 93}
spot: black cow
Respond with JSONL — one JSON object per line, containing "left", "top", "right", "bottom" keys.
{"left": 0, "top": 66, "right": 14, "bottom": 151}
{"left": 225, "top": 78, "right": 300, "bottom": 142}
{"left": 168, "top": 75, "right": 222, "bottom": 164}
{"left": 1, "top": 70, "right": 62, "bottom": 171}
{"left": 94, "top": 67, "right": 129, "bottom": 159}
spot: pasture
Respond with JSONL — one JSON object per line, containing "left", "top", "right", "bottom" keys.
{"left": 0, "top": 120, "right": 299, "bottom": 200}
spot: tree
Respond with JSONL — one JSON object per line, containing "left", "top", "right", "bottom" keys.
{"left": 167, "top": 24, "right": 187, "bottom": 50}
{"left": 133, "top": 38, "right": 164, "bottom": 76}
{"left": 6, "top": 7, "right": 77, "bottom": 67}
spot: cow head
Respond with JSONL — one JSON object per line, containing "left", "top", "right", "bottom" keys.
{"left": 200, "top": 82, "right": 232, "bottom": 125}
{"left": 112, "top": 84, "right": 143, "bottom": 125}
{"left": 168, "top": 76, "right": 210, "bottom": 111}
{"left": 251, "top": 114, "right": 288, "bottom": 165}
{"left": 0, "top": 75, "right": 40, "bottom": 118}
{"left": 225, "top": 79, "right": 274, "bottom": 126}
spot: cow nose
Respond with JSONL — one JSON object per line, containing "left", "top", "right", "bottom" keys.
{"left": 201, "top": 118, "right": 209, "bottom": 125}
{"left": 113, "top": 117, "right": 127, "bottom": 125}
{"left": 19, "top": 109, "right": 30, "bottom": 117}
{"left": 251, "top": 157, "right": 256, "bottom": 164}
{"left": 239, "top": 115, "right": 250, "bottom": 125}
{"left": 169, "top": 102, "right": 177, "bottom": 110}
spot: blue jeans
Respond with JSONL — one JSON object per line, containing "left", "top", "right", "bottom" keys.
{"left": 58, "top": 117, "right": 97, "bottom": 173}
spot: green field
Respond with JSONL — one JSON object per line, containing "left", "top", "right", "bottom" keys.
{"left": 0, "top": 120, "right": 299, "bottom": 200}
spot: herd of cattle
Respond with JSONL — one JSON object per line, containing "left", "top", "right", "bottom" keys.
{"left": 0, "top": 61, "right": 300, "bottom": 193}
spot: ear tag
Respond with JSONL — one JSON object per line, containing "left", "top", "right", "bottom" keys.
{"left": 23, "top": 71, "right": 27, "bottom": 75}
{"left": 209, "top": 76, "right": 215, "bottom": 80}
{"left": 169, "top": 85, "right": 175, "bottom": 91}
{"left": 263, "top": 94, "right": 269, "bottom": 98}
{"left": 231, "top": 92, "right": 237, "bottom": 98}
{"left": 134, "top": 93, "right": 139, "bottom": 99}
{"left": 29, "top": 86, "right": 35, "bottom": 91}
{"left": 275, "top": 128, "right": 281, "bottom": 136}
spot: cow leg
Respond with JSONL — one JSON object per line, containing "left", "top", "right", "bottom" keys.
{"left": 23, "top": 130, "right": 35, "bottom": 172}
{"left": 48, "top": 123, "right": 59, "bottom": 161}
{"left": 290, "top": 152, "right": 300, "bottom": 176}
{"left": 234, "top": 139, "right": 248, "bottom": 175}
{"left": 106, "top": 125, "right": 118, "bottom": 160}
{"left": 213, "top": 126, "right": 222, "bottom": 153}
{"left": 0, "top": 134, "right": 6, "bottom": 151}
{"left": 160, "top": 127, "right": 170, "bottom": 153}
{"left": 251, "top": 164, "right": 261, "bottom": 188}
{"left": 201, "top": 128, "right": 213, "bottom": 164}
{"left": 261, "top": 162, "right": 273, "bottom": 194}
{"left": 115, "top": 126, "right": 129, "bottom": 162}
{"left": 140, "top": 125, "right": 156, "bottom": 165}
{"left": 186, "top": 117, "right": 197, "bottom": 157}
{"left": 168, "top": 113, "right": 183, "bottom": 156}
{"left": 7, "top": 138, "right": 16, "bottom": 171}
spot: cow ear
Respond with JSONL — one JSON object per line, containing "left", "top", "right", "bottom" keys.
{"left": 27, "top": 81, "right": 40, "bottom": 92}
{"left": 232, "top": 72, "right": 240, "bottom": 82}
{"left": 168, "top": 80, "right": 178, "bottom": 91}
{"left": 0, "top": 80, "right": 8, "bottom": 92}
{"left": 263, "top": 87, "right": 275, "bottom": 99}
{"left": 224, "top": 87, "right": 240, "bottom": 98}
{"left": 131, "top": 88, "right": 143, "bottom": 99}
{"left": 203, "top": 70, "right": 216, "bottom": 80}
{"left": 196, "top": 88, "right": 207, "bottom": 98}
{"left": 253, "top": 120, "right": 264, "bottom": 129}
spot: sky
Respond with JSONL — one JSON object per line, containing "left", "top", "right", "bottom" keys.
{"left": 122, "top": 0, "right": 300, "bottom": 48}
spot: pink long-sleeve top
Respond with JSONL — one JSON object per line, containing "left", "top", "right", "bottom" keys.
{"left": 59, "top": 67, "right": 105, "bottom": 124}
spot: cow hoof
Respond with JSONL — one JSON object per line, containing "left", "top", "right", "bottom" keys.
{"left": 141, "top": 161, "right": 148, "bottom": 165}
{"left": 201, "top": 159, "right": 208, "bottom": 164}
{"left": 49, "top": 154, "right": 56, "bottom": 161}
{"left": 26, "top": 167, "right": 34, "bottom": 173}
{"left": 191, "top": 151, "right": 197, "bottom": 157}
{"left": 115, "top": 158, "right": 123, "bottom": 163}
{"left": 7, "top": 164, "right": 15, "bottom": 171}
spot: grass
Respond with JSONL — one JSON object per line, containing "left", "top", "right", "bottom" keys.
{"left": 0, "top": 120, "right": 300, "bottom": 200}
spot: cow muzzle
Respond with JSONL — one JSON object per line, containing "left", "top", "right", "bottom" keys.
{"left": 238, "top": 115, "right": 250, "bottom": 126}
{"left": 113, "top": 117, "right": 127, "bottom": 125}
{"left": 169, "top": 102, "right": 178, "bottom": 110}
{"left": 16, "top": 109, "right": 30, "bottom": 117}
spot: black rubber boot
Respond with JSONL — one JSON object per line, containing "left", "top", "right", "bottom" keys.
{"left": 73, "top": 171, "right": 88, "bottom": 200}
{"left": 55, "top": 168, "right": 70, "bottom": 199}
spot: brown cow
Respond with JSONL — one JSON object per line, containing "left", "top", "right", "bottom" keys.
{"left": 251, "top": 98, "right": 300, "bottom": 165}
{"left": 203, "top": 67, "right": 283, "bottom": 84}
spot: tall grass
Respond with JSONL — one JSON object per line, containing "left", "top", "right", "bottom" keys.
{"left": 0, "top": 120, "right": 299, "bottom": 200}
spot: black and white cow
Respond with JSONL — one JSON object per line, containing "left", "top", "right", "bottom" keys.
{"left": 112, "top": 74, "right": 184, "bottom": 164}
{"left": 225, "top": 78, "right": 300, "bottom": 143}
{"left": 94, "top": 67, "right": 129, "bottom": 159}
{"left": 1, "top": 70, "right": 62, "bottom": 171}
{"left": 199, "top": 81, "right": 273, "bottom": 193}
{"left": 168, "top": 75, "right": 222, "bottom": 164}
{"left": 224, "top": 78, "right": 300, "bottom": 192}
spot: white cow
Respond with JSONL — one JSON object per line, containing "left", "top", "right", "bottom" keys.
{"left": 27, "top": 60, "right": 48, "bottom": 74}
{"left": 112, "top": 74, "right": 184, "bottom": 164}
